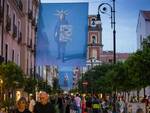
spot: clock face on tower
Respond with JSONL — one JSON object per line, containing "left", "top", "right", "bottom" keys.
{"left": 91, "top": 18, "right": 96, "bottom": 27}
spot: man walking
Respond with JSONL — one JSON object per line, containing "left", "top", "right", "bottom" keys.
{"left": 33, "top": 91, "right": 55, "bottom": 113}
{"left": 74, "top": 94, "right": 81, "bottom": 113}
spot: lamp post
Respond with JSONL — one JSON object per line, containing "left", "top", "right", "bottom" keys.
{"left": 97, "top": 1, "right": 117, "bottom": 112}
{"left": 89, "top": 57, "right": 95, "bottom": 94}
{"left": 97, "top": 0, "right": 116, "bottom": 64}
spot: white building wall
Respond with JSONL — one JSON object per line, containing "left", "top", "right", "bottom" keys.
{"left": 136, "top": 11, "right": 150, "bottom": 98}
{"left": 137, "top": 12, "right": 150, "bottom": 50}
{"left": 137, "top": 14, "right": 145, "bottom": 49}
{"left": 145, "top": 21, "right": 150, "bottom": 37}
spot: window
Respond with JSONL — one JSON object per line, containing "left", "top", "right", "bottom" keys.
{"left": 91, "top": 18, "right": 96, "bottom": 27}
{"left": 17, "top": 53, "right": 20, "bottom": 66}
{"left": 140, "top": 35, "right": 143, "bottom": 49}
{"left": 5, "top": 44, "right": 8, "bottom": 63}
{"left": 6, "top": 4, "right": 9, "bottom": 16}
{"left": 33, "top": 6, "right": 35, "bottom": 18}
{"left": 109, "top": 59, "right": 113, "bottom": 63}
{"left": 92, "top": 49, "right": 97, "bottom": 59}
{"left": 140, "top": 35, "right": 143, "bottom": 44}
{"left": 28, "top": 0, "right": 32, "bottom": 11}
{"left": 27, "top": 58, "right": 29, "bottom": 74}
{"left": 12, "top": 49, "right": 14, "bottom": 62}
{"left": 13, "top": 13, "right": 15, "bottom": 25}
{"left": 18, "top": 21, "right": 20, "bottom": 38}
{"left": 92, "top": 36, "right": 96, "bottom": 44}
{"left": 92, "top": 19, "right": 95, "bottom": 24}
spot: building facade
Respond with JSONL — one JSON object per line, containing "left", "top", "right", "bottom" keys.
{"left": 36, "top": 65, "right": 58, "bottom": 87}
{"left": 0, "top": 0, "right": 39, "bottom": 76}
{"left": 136, "top": 10, "right": 150, "bottom": 98}
{"left": 87, "top": 15, "right": 129, "bottom": 65}
{"left": 137, "top": 10, "right": 150, "bottom": 50}
{"left": 72, "top": 15, "right": 130, "bottom": 88}
{"left": 100, "top": 51, "right": 129, "bottom": 64}
{"left": 87, "top": 15, "right": 103, "bottom": 68}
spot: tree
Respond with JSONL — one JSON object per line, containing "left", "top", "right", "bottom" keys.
{"left": 0, "top": 61, "right": 25, "bottom": 108}
{"left": 77, "top": 36, "right": 150, "bottom": 96}
{"left": 124, "top": 35, "right": 150, "bottom": 97}
{"left": 0, "top": 62, "right": 25, "bottom": 89}
{"left": 52, "top": 77, "right": 60, "bottom": 92}
{"left": 78, "top": 64, "right": 113, "bottom": 94}
{"left": 24, "top": 77, "right": 37, "bottom": 94}
{"left": 37, "top": 79, "right": 52, "bottom": 93}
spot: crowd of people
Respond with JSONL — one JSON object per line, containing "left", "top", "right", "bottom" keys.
{"left": 1, "top": 91, "right": 149, "bottom": 113}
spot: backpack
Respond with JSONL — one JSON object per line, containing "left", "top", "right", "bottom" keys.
{"left": 73, "top": 100, "right": 78, "bottom": 110}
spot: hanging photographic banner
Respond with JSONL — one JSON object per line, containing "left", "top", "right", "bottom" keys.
{"left": 59, "top": 67, "right": 73, "bottom": 90}
{"left": 36, "top": 3, "right": 88, "bottom": 66}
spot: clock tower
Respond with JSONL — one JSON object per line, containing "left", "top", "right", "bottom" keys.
{"left": 87, "top": 15, "right": 103, "bottom": 68}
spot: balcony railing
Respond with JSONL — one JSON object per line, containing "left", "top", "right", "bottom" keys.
{"left": 32, "top": 18, "right": 36, "bottom": 26}
{"left": 18, "top": 32, "right": 22, "bottom": 44}
{"left": 28, "top": 10, "right": 33, "bottom": 20}
{"left": 5, "top": 15, "right": 11, "bottom": 32}
{"left": 18, "top": 0, "right": 23, "bottom": 11}
{"left": 0, "top": 6, "right": 3, "bottom": 23}
{"left": 13, "top": 24, "right": 17, "bottom": 38}
{"left": 88, "top": 25, "right": 101, "bottom": 31}
{"left": 27, "top": 39, "right": 32, "bottom": 48}
{"left": 15, "top": 0, "right": 23, "bottom": 11}
{"left": 35, "top": 25, "right": 37, "bottom": 32}
{"left": 31, "top": 44, "right": 36, "bottom": 53}
{"left": 30, "top": 68, "right": 35, "bottom": 76}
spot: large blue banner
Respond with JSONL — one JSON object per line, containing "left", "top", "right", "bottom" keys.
{"left": 59, "top": 67, "right": 73, "bottom": 90}
{"left": 36, "top": 3, "right": 88, "bottom": 66}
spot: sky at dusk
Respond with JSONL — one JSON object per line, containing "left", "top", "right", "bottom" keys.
{"left": 41, "top": 0, "right": 150, "bottom": 53}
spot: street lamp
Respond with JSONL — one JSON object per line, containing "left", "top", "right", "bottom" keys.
{"left": 97, "top": 1, "right": 117, "bottom": 112}
{"left": 89, "top": 57, "right": 96, "bottom": 94}
{"left": 97, "top": 0, "right": 116, "bottom": 64}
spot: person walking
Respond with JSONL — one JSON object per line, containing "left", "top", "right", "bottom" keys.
{"left": 81, "top": 96, "right": 86, "bottom": 113}
{"left": 86, "top": 95, "right": 92, "bottom": 113}
{"left": 57, "top": 94, "right": 64, "bottom": 113}
{"left": 136, "top": 108, "right": 144, "bottom": 113}
{"left": 116, "top": 97, "right": 125, "bottom": 113}
{"left": 33, "top": 91, "right": 55, "bottom": 113}
{"left": 92, "top": 95, "right": 101, "bottom": 113}
{"left": 74, "top": 94, "right": 81, "bottom": 113}
{"left": 29, "top": 95, "right": 36, "bottom": 112}
{"left": 14, "top": 97, "right": 31, "bottom": 113}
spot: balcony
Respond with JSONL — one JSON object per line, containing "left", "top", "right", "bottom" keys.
{"left": 32, "top": 18, "right": 36, "bottom": 26}
{"left": 5, "top": 15, "right": 11, "bottom": 32}
{"left": 88, "top": 25, "right": 101, "bottom": 31}
{"left": 16, "top": 0, "right": 23, "bottom": 11}
{"left": 35, "top": 25, "right": 37, "bottom": 32}
{"left": 13, "top": 24, "right": 17, "bottom": 38}
{"left": 0, "top": 56, "right": 4, "bottom": 64}
{"left": 27, "top": 39, "right": 32, "bottom": 48}
{"left": 15, "top": 0, "right": 23, "bottom": 11}
{"left": 34, "top": 0, "right": 39, "bottom": 6}
{"left": 18, "top": 32, "right": 22, "bottom": 44}
{"left": 0, "top": 6, "right": 3, "bottom": 23}
{"left": 31, "top": 44, "right": 36, "bottom": 53}
{"left": 30, "top": 68, "right": 34, "bottom": 76}
{"left": 28, "top": 10, "right": 33, "bottom": 20}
